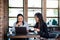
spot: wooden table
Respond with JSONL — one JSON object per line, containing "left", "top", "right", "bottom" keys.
{"left": 10, "top": 35, "right": 60, "bottom": 40}
{"left": 10, "top": 34, "right": 40, "bottom": 38}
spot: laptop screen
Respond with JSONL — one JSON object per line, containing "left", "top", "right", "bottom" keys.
{"left": 15, "top": 27, "right": 27, "bottom": 35}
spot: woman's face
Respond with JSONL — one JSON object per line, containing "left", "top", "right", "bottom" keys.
{"left": 35, "top": 16, "right": 39, "bottom": 22}
{"left": 18, "top": 16, "right": 23, "bottom": 22}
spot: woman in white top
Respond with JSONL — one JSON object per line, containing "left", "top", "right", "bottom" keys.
{"left": 14, "top": 14, "right": 29, "bottom": 30}
{"left": 11, "top": 14, "right": 29, "bottom": 40}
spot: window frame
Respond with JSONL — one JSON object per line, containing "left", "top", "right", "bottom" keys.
{"left": 46, "top": 0, "right": 59, "bottom": 27}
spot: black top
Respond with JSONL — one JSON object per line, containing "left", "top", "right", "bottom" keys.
{"left": 34, "top": 22, "right": 49, "bottom": 38}
{"left": 34, "top": 22, "right": 58, "bottom": 38}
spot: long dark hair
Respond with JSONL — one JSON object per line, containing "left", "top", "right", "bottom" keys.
{"left": 35, "top": 13, "right": 44, "bottom": 22}
{"left": 16, "top": 14, "right": 24, "bottom": 25}
{"left": 35, "top": 13, "right": 45, "bottom": 28}
{"left": 35, "top": 13, "right": 49, "bottom": 37}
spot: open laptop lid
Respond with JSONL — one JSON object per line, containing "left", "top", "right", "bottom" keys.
{"left": 15, "top": 27, "right": 27, "bottom": 35}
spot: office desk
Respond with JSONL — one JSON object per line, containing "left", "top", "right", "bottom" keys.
{"left": 10, "top": 34, "right": 40, "bottom": 38}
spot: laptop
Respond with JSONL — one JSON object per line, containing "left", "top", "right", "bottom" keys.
{"left": 15, "top": 27, "right": 27, "bottom": 35}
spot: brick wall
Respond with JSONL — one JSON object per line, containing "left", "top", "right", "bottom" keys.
{"left": 0, "top": 0, "right": 4, "bottom": 40}
{"left": 4, "top": 0, "right": 8, "bottom": 34}
{"left": 0, "top": 0, "right": 8, "bottom": 40}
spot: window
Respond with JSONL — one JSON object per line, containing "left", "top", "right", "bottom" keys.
{"left": 9, "top": 0, "right": 41, "bottom": 26}
{"left": 46, "top": 9, "right": 58, "bottom": 17}
{"left": 46, "top": 0, "right": 58, "bottom": 27}
{"left": 28, "top": 9, "right": 41, "bottom": 17}
{"left": 9, "top": 8, "right": 23, "bottom": 17}
{"left": 28, "top": 0, "right": 41, "bottom": 26}
{"left": 46, "top": 18, "right": 58, "bottom": 27}
{"left": 9, "top": 0, "right": 59, "bottom": 27}
{"left": 9, "top": 0, "right": 23, "bottom": 26}
{"left": 9, "top": 0, "right": 23, "bottom": 7}
{"left": 46, "top": 0, "right": 58, "bottom": 8}
{"left": 28, "top": 0, "right": 41, "bottom": 7}
{"left": 28, "top": 18, "right": 36, "bottom": 26}
{"left": 9, "top": 18, "right": 17, "bottom": 26}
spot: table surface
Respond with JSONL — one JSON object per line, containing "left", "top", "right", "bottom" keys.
{"left": 9, "top": 34, "right": 60, "bottom": 40}
{"left": 10, "top": 34, "right": 40, "bottom": 38}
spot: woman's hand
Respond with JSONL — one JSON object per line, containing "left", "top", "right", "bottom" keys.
{"left": 16, "top": 22, "right": 23, "bottom": 27}
{"left": 16, "top": 23, "right": 20, "bottom": 27}
{"left": 34, "top": 28, "right": 40, "bottom": 32}
{"left": 16, "top": 24, "right": 19, "bottom": 27}
{"left": 36, "top": 29, "right": 40, "bottom": 31}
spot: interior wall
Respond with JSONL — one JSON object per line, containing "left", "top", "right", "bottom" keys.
{"left": 0, "top": 0, "right": 5, "bottom": 40}
{"left": 0, "top": 0, "right": 8, "bottom": 40}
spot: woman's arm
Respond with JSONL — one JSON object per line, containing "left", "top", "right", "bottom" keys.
{"left": 34, "top": 23, "right": 40, "bottom": 32}
{"left": 34, "top": 28, "right": 40, "bottom": 32}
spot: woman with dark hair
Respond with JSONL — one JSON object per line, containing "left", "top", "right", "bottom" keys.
{"left": 34, "top": 13, "right": 49, "bottom": 38}
{"left": 10, "top": 14, "right": 29, "bottom": 40}
{"left": 34, "top": 13, "right": 58, "bottom": 39}
{"left": 14, "top": 14, "right": 29, "bottom": 31}
{"left": 16, "top": 14, "right": 24, "bottom": 26}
